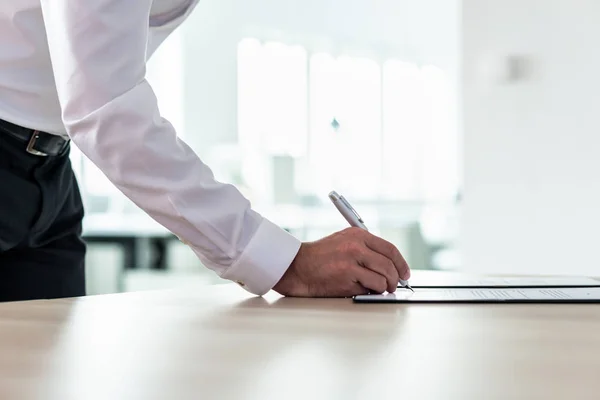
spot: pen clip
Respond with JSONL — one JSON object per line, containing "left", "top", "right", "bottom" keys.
{"left": 340, "top": 196, "right": 364, "bottom": 223}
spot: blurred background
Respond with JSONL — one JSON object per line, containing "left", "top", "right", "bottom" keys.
{"left": 74, "top": 0, "right": 600, "bottom": 295}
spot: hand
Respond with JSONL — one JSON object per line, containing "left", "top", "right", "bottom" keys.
{"left": 273, "top": 227, "right": 410, "bottom": 297}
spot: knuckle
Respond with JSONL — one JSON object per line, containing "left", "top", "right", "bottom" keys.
{"left": 339, "top": 262, "right": 355, "bottom": 275}
{"left": 342, "top": 241, "right": 363, "bottom": 257}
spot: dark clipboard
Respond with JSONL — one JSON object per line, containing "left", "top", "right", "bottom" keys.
{"left": 354, "top": 287, "right": 600, "bottom": 304}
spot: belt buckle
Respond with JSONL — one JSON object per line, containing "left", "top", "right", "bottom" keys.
{"left": 26, "top": 131, "right": 48, "bottom": 157}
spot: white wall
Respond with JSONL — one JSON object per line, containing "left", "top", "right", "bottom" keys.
{"left": 461, "top": 0, "right": 600, "bottom": 276}
{"left": 179, "top": 0, "right": 460, "bottom": 152}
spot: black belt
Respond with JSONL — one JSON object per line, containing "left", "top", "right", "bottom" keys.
{"left": 0, "top": 118, "right": 69, "bottom": 157}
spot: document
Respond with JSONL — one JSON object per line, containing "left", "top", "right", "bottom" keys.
{"left": 400, "top": 275, "right": 600, "bottom": 288}
{"left": 354, "top": 287, "right": 600, "bottom": 303}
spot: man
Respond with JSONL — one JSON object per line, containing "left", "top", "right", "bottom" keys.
{"left": 0, "top": 0, "right": 410, "bottom": 301}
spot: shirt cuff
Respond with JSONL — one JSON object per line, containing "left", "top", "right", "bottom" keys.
{"left": 219, "top": 218, "right": 302, "bottom": 296}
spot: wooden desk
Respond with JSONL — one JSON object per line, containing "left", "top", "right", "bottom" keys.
{"left": 0, "top": 282, "right": 599, "bottom": 400}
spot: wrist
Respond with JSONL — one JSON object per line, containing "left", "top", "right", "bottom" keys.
{"left": 273, "top": 243, "right": 307, "bottom": 296}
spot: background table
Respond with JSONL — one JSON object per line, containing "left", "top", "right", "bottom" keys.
{"left": 0, "top": 275, "right": 599, "bottom": 400}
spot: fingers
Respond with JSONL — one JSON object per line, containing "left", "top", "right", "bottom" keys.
{"left": 351, "top": 264, "right": 388, "bottom": 294}
{"left": 357, "top": 251, "right": 399, "bottom": 293}
{"left": 362, "top": 232, "right": 410, "bottom": 281}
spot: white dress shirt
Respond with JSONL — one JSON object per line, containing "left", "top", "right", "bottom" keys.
{"left": 0, "top": 0, "right": 301, "bottom": 295}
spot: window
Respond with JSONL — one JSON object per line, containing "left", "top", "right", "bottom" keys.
{"left": 237, "top": 39, "right": 458, "bottom": 206}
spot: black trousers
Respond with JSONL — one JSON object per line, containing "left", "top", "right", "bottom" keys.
{"left": 0, "top": 130, "right": 86, "bottom": 302}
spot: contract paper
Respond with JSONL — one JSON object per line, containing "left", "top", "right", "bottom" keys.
{"left": 355, "top": 287, "right": 600, "bottom": 303}
{"left": 400, "top": 276, "right": 600, "bottom": 288}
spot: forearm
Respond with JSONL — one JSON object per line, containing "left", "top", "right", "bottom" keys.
{"left": 68, "top": 82, "right": 300, "bottom": 293}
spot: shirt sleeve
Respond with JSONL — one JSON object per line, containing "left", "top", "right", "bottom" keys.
{"left": 39, "top": 0, "right": 301, "bottom": 295}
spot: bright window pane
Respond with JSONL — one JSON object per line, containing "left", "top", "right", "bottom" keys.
{"left": 238, "top": 39, "right": 307, "bottom": 156}
{"left": 382, "top": 60, "right": 425, "bottom": 200}
{"left": 261, "top": 42, "right": 307, "bottom": 156}
{"left": 237, "top": 38, "right": 266, "bottom": 196}
{"left": 421, "top": 65, "right": 457, "bottom": 201}
{"left": 306, "top": 52, "right": 337, "bottom": 197}
{"left": 236, "top": 37, "right": 458, "bottom": 208}
{"left": 147, "top": 29, "right": 185, "bottom": 138}
{"left": 308, "top": 54, "right": 382, "bottom": 200}
{"left": 237, "top": 39, "right": 308, "bottom": 203}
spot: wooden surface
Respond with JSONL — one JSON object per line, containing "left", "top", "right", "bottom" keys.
{"left": 1, "top": 273, "right": 600, "bottom": 400}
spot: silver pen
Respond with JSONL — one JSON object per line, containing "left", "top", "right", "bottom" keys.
{"left": 328, "top": 190, "right": 413, "bottom": 292}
